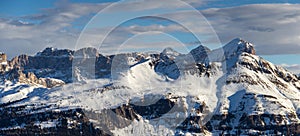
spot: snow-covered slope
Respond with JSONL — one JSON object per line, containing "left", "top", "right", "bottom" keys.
{"left": 0, "top": 38, "right": 300, "bottom": 135}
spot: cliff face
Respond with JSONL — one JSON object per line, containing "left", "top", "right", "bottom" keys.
{"left": 0, "top": 49, "right": 69, "bottom": 88}
{"left": 3, "top": 68, "right": 65, "bottom": 88}
{"left": 7, "top": 48, "right": 73, "bottom": 83}
{"left": 3, "top": 47, "right": 113, "bottom": 84}
{"left": 0, "top": 53, "right": 8, "bottom": 72}
{"left": 0, "top": 53, "right": 7, "bottom": 63}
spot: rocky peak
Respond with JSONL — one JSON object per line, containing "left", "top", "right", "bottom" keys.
{"left": 223, "top": 38, "right": 256, "bottom": 57}
{"left": 190, "top": 45, "right": 211, "bottom": 63}
{"left": 162, "top": 47, "right": 180, "bottom": 55}
{"left": 0, "top": 53, "right": 9, "bottom": 72}
{"left": 36, "top": 47, "right": 74, "bottom": 57}
{"left": 161, "top": 47, "right": 180, "bottom": 59}
{"left": 8, "top": 54, "right": 29, "bottom": 68}
{"left": 74, "top": 47, "right": 99, "bottom": 58}
{"left": 0, "top": 52, "right": 7, "bottom": 63}
{"left": 199, "top": 38, "right": 256, "bottom": 64}
{"left": 160, "top": 47, "right": 180, "bottom": 61}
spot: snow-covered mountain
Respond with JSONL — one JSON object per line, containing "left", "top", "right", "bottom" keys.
{"left": 0, "top": 38, "right": 300, "bottom": 135}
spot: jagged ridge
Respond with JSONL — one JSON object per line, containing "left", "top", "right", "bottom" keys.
{"left": 0, "top": 38, "right": 299, "bottom": 135}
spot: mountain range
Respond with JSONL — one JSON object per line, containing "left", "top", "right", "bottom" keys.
{"left": 0, "top": 38, "right": 300, "bottom": 135}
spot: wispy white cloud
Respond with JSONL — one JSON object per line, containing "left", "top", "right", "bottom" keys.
{"left": 280, "top": 64, "right": 300, "bottom": 74}
{"left": 200, "top": 4, "right": 300, "bottom": 55}
{"left": 0, "top": 1, "right": 109, "bottom": 58}
{"left": 100, "top": 0, "right": 206, "bottom": 12}
{"left": 1, "top": 2, "right": 300, "bottom": 60}
{"left": 0, "top": 0, "right": 209, "bottom": 58}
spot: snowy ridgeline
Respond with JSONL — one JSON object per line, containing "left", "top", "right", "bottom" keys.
{"left": 0, "top": 38, "right": 300, "bottom": 135}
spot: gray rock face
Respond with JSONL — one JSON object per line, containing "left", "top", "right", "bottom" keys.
{"left": 190, "top": 45, "right": 211, "bottom": 63}
{"left": 3, "top": 67, "right": 65, "bottom": 88}
{"left": 4, "top": 47, "right": 108, "bottom": 83}
{"left": 0, "top": 53, "right": 7, "bottom": 63}
{"left": 1, "top": 45, "right": 215, "bottom": 83}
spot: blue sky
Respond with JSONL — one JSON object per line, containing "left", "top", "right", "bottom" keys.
{"left": 1, "top": 0, "right": 298, "bottom": 16}
{"left": 0, "top": 0, "right": 299, "bottom": 73}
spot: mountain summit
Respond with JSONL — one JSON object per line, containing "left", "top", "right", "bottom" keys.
{"left": 223, "top": 38, "right": 256, "bottom": 55}
{"left": 190, "top": 45, "right": 211, "bottom": 63}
